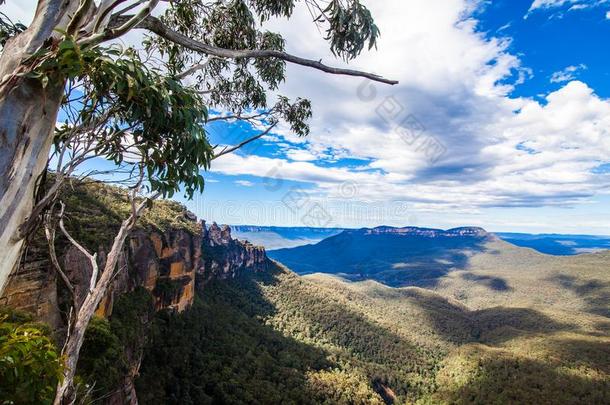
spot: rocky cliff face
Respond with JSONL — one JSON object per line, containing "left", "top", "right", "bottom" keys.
{"left": 361, "top": 226, "right": 493, "bottom": 238}
{"left": 1, "top": 218, "right": 268, "bottom": 327}
{"left": 1, "top": 214, "right": 269, "bottom": 405}
{"left": 198, "top": 221, "right": 268, "bottom": 285}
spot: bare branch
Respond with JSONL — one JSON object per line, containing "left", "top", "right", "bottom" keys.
{"left": 67, "top": 0, "right": 95, "bottom": 35}
{"left": 44, "top": 209, "right": 76, "bottom": 304}
{"left": 57, "top": 202, "right": 99, "bottom": 293}
{"left": 111, "top": 0, "right": 147, "bottom": 18}
{"left": 93, "top": 0, "right": 131, "bottom": 32}
{"left": 18, "top": 177, "right": 65, "bottom": 239}
{"left": 212, "top": 123, "right": 278, "bottom": 160}
{"left": 116, "top": 15, "right": 398, "bottom": 85}
{"left": 176, "top": 59, "right": 213, "bottom": 80}
{"left": 207, "top": 110, "right": 272, "bottom": 123}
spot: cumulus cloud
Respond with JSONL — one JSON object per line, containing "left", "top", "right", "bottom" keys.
{"left": 235, "top": 180, "right": 255, "bottom": 187}
{"left": 6, "top": 0, "right": 610, "bottom": 224}
{"left": 208, "top": 0, "right": 610, "bottom": 213}
{"left": 213, "top": 80, "right": 610, "bottom": 213}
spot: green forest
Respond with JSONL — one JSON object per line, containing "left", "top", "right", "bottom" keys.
{"left": 128, "top": 264, "right": 609, "bottom": 404}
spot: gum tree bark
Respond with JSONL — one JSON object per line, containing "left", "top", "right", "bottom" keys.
{"left": 0, "top": 0, "right": 78, "bottom": 293}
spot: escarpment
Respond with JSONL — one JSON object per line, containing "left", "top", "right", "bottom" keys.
{"left": 1, "top": 218, "right": 268, "bottom": 326}
{"left": 0, "top": 181, "right": 270, "bottom": 404}
{"left": 198, "top": 220, "right": 268, "bottom": 285}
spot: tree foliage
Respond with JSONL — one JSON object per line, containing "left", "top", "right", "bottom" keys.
{"left": 24, "top": 35, "right": 212, "bottom": 199}
{"left": 0, "top": 1, "right": 393, "bottom": 402}
{"left": 135, "top": 264, "right": 610, "bottom": 404}
{"left": 0, "top": 309, "right": 64, "bottom": 405}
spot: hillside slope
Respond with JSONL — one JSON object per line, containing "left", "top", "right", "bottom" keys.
{"left": 431, "top": 238, "right": 610, "bottom": 321}
{"left": 135, "top": 263, "right": 610, "bottom": 404}
{"left": 268, "top": 226, "right": 610, "bottom": 320}
{"left": 268, "top": 226, "right": 493, "bottom": 287}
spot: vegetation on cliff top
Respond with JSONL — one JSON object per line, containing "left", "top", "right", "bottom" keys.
{"left": 22, "top": 177, "right": 202, "bottom": 265}
{"left": 59, "top": 179, "right": 201, "bottom": 250}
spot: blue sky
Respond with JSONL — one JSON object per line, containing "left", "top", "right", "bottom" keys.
{"left": 7, "top": 0, "right": 610, "bottom": 234}
{"left": 479, "top": 0, "right": 610, "bottom": 99}
{"left": 190, "top": 0, "right": 610, "bottom": 234}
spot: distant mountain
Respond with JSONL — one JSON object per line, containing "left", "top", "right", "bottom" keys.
{"left": 268, "top": 226, "right": 495, "bottom": 287}
{"left": 234, "top": 225, "right": 610, "bottom": 255}
{"left": 232, "top": 225, "right": 345, "bottom": 249}
{"left": 496, "top": 232, "right": 610, "bottom": 255}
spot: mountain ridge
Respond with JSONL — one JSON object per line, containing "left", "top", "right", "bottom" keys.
{"left": 268, "top": 225, "right": 496, "bottom": 287}
{"left": 343, "top": 225, "right": 492, "bottom": 238}
{"left": 234, "top": 224, "right": 610, "bottom": 254}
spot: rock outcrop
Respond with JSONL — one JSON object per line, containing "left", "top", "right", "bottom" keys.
{"left": 1, "top": 219, "right": 268, "bottom": 327}
{"left": 197, "top": 220, "right": 268, "bottom": 285}
{"left": 1, "top": 214, "right": 269, "bottom": 405}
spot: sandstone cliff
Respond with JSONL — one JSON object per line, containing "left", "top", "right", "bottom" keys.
{"left": 1, "top": 214, "right": 268, "bottom": 405}
{"left": 0, "top": 180, "right": 269, "bottom": 404}
{"left": 198, "top": 220, "right": 268, "bottom": 284}
{"left": 1, "top": 218, "right": 268, "bottom": 326}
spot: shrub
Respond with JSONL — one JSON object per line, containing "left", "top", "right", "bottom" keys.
{"left": 0, "top": 309, "right": 63, "bottom": 405}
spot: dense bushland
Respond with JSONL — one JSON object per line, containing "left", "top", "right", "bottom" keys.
{"left": 134, "top": 264, "right": 610, "bottom": 404}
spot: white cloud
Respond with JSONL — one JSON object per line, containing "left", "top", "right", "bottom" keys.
{"left": 208, "top": 0, "right": 610, "bottom": 213}
{"left": 235, "top": 180, "right": 255, "bottom": 187}
{"left": 528, "top": 0, "right": 608, "bottom": 13}
{"left": 212, "top": 80, "right": 610, "bottom": 212}
{"left": 285, "top": 149, "right": 317, "bottom": 162}
{"left": 550, "top": 64, "right": 587, "bottom": 83}
{"left": 1, "top": 2, "right": 35, "bottom": 25}
{"left": 606, "top": 10, "right": 610, "bottom": 18}
{"left": 7, "top": 0, "right": 610, "bottom": 224}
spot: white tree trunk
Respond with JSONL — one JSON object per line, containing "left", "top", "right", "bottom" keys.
{"left": 0, "top": 0, "right": 78, "bottom": 294}
{"left": 54, "top": 199, "right": 150, "bottom": 404}
{"left": 0, "top": 79, "right": 64, "bottom": 292}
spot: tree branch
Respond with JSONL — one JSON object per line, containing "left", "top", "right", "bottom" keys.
{"left": 207, "top": 110, "right": 271, "bottom": 123}
{"left": 212, "top": 123, "right": 278, "bottom": 160}
{"left": 67, "top": 0, "right": 95, "bottom": 35}
{"left": 116, "top": 15, "right": 398, "bottom": 85}
{"left": 92, "top": 0, "right": 130, "bottom": 33}
{"left": 176, "top": 59, "right": 213, "bottom": 80}
{"left": 79, "top": 0, "right": 159, "bottom": 47}
{"left": 44, "top": 209, "right": 76, "bottom": 305}
{"left": 57, "top": 202, "right": 99, "bottom": 293}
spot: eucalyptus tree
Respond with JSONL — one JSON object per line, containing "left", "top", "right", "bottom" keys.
{"left": 0, "top": 2, "right": 396, "bottom": 400}
{"left": 40, "top": 42, "right": 317, "bottom": 403}
{"left": 0, "top": 0, "right": 395, "bottom": 295}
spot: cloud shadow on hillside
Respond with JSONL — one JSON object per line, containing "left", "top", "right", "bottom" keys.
{"left": 269, "top": 232, "right": 496, "bottom": 289}
{"left": 400, "top": 289, "right": 574, "bottom": 344}
{"left": 460, "top": 272, "right": 511, "bottom": 291}
{"left": 136, "top": 264, "right": 339, "bottom": 404}
{"left": 432, "top": 340, "right": 610, "bottom": 404}
{"left": 551, "top": 274, "right": 610, "bottom": 318}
